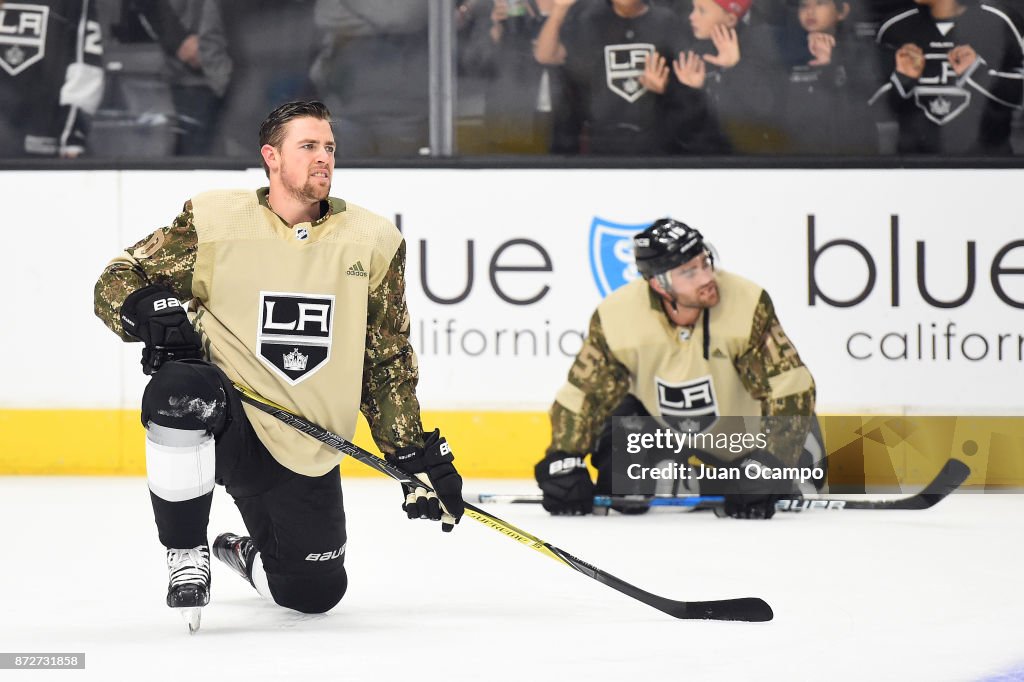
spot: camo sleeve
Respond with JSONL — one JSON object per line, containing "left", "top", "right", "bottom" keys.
{"left": 93, "top": 201, "right": 199, "bottom": 341}
{"left": 548, "top": 310, "right": 631, "bottom": 456}
{"left": 361, "top": 241, "right": 425, "bottom": 456}
{"left": 734, "top": 290, "right": 816, "bottom": 464}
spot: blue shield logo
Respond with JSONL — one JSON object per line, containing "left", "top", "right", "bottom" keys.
{"left": 589, "top": 217, "right": 647, "bottom": 297}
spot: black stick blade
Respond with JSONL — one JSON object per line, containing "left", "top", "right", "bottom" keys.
{"left": 661, "top": 597, "right": 775, "bottom": 622}
{"left": 844, "top": 459, "right": 970, "bottom": 510}
{"left": 583, "top": 560, "right": 775, "bottom": 622}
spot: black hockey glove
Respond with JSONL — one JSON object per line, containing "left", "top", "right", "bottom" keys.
{"left": 120, "top": 284, "right": 203, "bottom": 375}
{"left": 386, "top": 429, "right": 464, "bottom": 532}
{"left": 715, "top": 451, "right": 793, "bottom": 520}
{"left": 534, "top": 451, "right": 594, "bottom": 515}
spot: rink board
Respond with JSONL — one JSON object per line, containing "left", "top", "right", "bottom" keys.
{"left": 0, "top": 168, "right": 1021, "bottom": 480}
{"left": 2, "top": 409, "right": 1022, "bottom": 489}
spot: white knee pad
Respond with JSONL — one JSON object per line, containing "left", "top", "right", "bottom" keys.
{"left": 146, "top": 423, "right": 216, "bottom": 502}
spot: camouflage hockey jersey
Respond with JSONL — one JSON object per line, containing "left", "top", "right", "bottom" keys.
{"left": 550, "top": 271, "right": 816, "bottom": 465}
{"left": 94, "top": 188, "right": 424, "bottom": 476}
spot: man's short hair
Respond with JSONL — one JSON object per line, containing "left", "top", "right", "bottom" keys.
{"left": 258, "top": 100, "right": 332, "bottom": 176}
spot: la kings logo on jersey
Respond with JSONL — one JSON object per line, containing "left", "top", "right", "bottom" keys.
{"left": 655, "top": 375, "right": 719, "bottom": 433}
{"left": 257, "top": 292, "right": 335, "bottom": 385}
{"left": 0, "top": 4, "right": 48, "bottom": 76}
{"left": 911, "top": 45, "right": 971, "bottom": 125}
{"left": 604, "top": 43, "right": 654, "bottom": 103}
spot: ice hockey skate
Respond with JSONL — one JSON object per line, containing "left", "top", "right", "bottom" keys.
{"left": 213, "top": 533, "right": 256, "bottom": 588}
{"left": 166, "top": 545, "right": 211, "bottom": 635}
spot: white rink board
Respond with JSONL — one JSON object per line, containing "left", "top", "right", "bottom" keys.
{"left": 1, "top": 168, "right": 1022, "bottom": 413}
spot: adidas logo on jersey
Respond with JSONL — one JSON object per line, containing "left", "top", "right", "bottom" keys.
{"left": 346, "top": 261, "right": 368, "bottom": 277}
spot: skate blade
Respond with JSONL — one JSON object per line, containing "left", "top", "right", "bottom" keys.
{"left": 180, "top": 607, "right": 202, "bottom": 634}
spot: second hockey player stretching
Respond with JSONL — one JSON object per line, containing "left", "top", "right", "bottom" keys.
{"left": 536, "top": 219, "right": 819, "bottom": 518}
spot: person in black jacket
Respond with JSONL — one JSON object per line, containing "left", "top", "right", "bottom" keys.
{"left": 672, "top": 0, "right": 789, "bottom": 152}
{"left": 774, "top": 0, "right": 882, "bottom": 153}
{"left": 869, "top": 0, "right": 1024, "bottom": 154}
{"left": 534, "top": 0, "right": 686, "bottom": 155}
{"left": 0, "top": 0, "right": 105, "bottom": 157}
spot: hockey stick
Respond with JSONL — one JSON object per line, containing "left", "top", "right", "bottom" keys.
{"left": 471, "top": 459, "right": 971, "bottom": 512}
{"left": 233, "top": 383, "right": 773, "bottom": 622}
{"left": 472, "top": 493, "right": 724, "bottom": 508}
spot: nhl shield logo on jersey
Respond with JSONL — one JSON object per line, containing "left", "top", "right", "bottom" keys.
{"left": 655, "top": 375, "right": 719, "bottom": 433}
{"left": 257, "top": 292, "right": 335, "bottom": 385}
{"left": 0, "top": 4, "right": 49, "bottom": 77}
{"left": 589, "top": 217, "right": 646, "bottom": 297}
{"left": 914, "top": 87, "right": 970, "bottom": 125}
{"left": 604, "top": 43, "right": 655, "bottom": 103}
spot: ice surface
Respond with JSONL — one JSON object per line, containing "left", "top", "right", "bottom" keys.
{"left": 0, "top": 476, "right": 1022, "bottom": 682}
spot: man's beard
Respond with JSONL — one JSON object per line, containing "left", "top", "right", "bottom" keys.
{"left": 282, "top": 163, "right": 330, "bottom": 203}
{"left": 673, "top": 282, "right": 719, "bottom": 310}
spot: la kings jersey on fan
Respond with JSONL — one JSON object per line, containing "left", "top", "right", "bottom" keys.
{"left": 94, "top": 189, "right": 424, "bottom": 475}
{"left": 549, "top": 271, "right": 816, "bottom": 465}
{"left": 870, "top": 4, "right": 1024, "bottom": 154}
{"left": 0, "top": 0, "right": 104, "bottom": 156}
{"left": 559, "top": 1, "right": 684, "bottom": 154}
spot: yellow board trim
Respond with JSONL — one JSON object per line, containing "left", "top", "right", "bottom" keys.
{"left": 1, "top": 410, "right": 1020, "bottom": 488}
{"left": 0, "top": 409, "right": 551, "bottom": 478}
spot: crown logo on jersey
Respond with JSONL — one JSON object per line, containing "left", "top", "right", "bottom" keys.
{"left": 930, "top": 97, "right": 952, "bottom": 116}
{"left": 283, "top": 348, "right": 309, "bottom": 371}
{"left": 678, "top": 418, "right": 701, "bottom": 433}
{"left": 4, "top": 45, "right": 25, "bottom": 67}
{"left": 346, "top": 261, "right": 368, "bottom": 277}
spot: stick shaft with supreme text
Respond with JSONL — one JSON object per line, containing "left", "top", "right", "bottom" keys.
{"left": 233, "top": 383, "right": 773, "bottom": 622}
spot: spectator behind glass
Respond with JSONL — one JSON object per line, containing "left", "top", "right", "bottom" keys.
{"left": 128, "top": 0, "right": 233, "bottom": 156}
{"left": 678, "top": 0, "right": 789, "bottom": 153}
{"left": 311, "top": 1, "right": 429, "bottom": 157}
{"left": 214, "top": 0, "right": 318, "bottom": 158}
{"left": 534, "top": 0, "right": 686, "bottom": 155}
{"left": 869, "top": 0, "right": 1024, "bottom": 154}
{"left": 0, "top": 0, "right": 105, "bottom": 158}
{"left": 157, "top": 1, "right": 232, "bottom": 156}
{"left": 461, "top": 0, "right": 562, "bottom": 153}
{"left": 774, "top": 0, "right": 881, "bottom": 153}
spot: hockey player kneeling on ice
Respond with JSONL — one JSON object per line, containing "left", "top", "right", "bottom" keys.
{"left": 94, "top": 100, "right": 464, "bottom": 629}
{"left": 535, "top": 218, "right": 819, "bottom": 519}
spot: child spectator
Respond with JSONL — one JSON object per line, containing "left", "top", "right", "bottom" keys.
{"left": 673, "top": 0, "right": 789, "bottom": 152}
{"left": 775, "top": 0, "right": 881, "bottom": 153}
{"left": 870, "top": 0, "right": 1024, "bottom": 154}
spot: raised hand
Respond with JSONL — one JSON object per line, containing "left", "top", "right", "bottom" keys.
{"left": 640, "top": 51, "right": 670, "bottom": 94}
{"left": 948, "top": 44, "right": 978, "bottom": 75}
{"left": 895, "top": 43, "right": 925, "bottom": 79}
{"left": 704, "top": 24, "right": 740, "bottom": 68}
{"left": 807, "top": 32, "right": 835, "bottom": 66}
{"left": 673, "top": 50, "right": 707, "bottom": 89}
